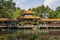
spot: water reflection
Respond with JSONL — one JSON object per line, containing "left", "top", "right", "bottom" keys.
{"left": 0, "top": 29, "right": 60, "bottom": 40}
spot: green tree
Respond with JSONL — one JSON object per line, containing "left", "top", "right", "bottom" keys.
{"left": 0, "top": 0, "right": 16, "bottom": 18}
{"left": 12, "top": 8, "right": 22, "bottom": 18}
{"left": 31, "top": 4, "right": 51, "bottom": 18}
{"left": 56, "top": 7, "right": 60, "bottom": 12}
{"left": 56, "top": 6, "right": 60, "bottom": 18}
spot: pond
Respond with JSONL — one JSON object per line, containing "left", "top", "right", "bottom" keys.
{"left": 0, "top": 29, "right": 60, "bottom": 40}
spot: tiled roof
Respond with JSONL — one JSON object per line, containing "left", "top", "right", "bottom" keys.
{"left": 40, "top": 18, "right": 60, "bottom": 21}
{"left": 18, "top": 16, "right": 40, "bottom": 19}
{"left": 23, "top": 10, "right": 35, "bottom": 14}
{"left": 0, "top": 18, "right": 16, "bottom": 21}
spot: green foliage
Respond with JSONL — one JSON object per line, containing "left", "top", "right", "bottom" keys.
{"left": 18, "top": 22, "right": 23, "bottom": 25}
{"left": 0, "top": 0, "right": 22, "bottom": 18}
{"left": 31, "top": 5, "right": 60, "bottom": 18}
{"left": 55, "top": 7, "right": 60, "bottom": 18}
{"left": 56, "top": 7, "right": 60, "bottom": 12}
{"left": 36, "top": 22, "right": 40, "bottom": 25}
{"left": 31, "top": 4, "right": 51, "bottom": 18}
{"left": 0, "top": 0, "right": 15, "bottom": 18}
{"left": 12, "top": 8, "right": 22, "bottom": 18}
{"left": 48, "top": 7, "right": 60, "bottom": 18}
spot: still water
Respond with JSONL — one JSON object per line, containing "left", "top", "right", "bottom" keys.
{"left": 0, "top": 29, "right": 60, "bottom": 40}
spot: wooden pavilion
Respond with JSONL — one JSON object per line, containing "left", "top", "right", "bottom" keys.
{"left": 17, "top": 10, "right": 60, "bottom": 27}
{"left": 0, "top": 10, "right": 60, "bottom": 30}
{"left": 17, "top": 10, "right": 40, "bottom": 25}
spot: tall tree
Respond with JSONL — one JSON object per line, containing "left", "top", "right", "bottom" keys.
{"left": 31, "top": 4, "right": 51, "bottom": 18}
{"left": 0, "top": 0, "right": 16, "bottom": 18}
{"left": 55, "top": 7, "right": 60, "bottom": 18}
{"left": 12, "top": 8, "right": 22, "bottom": 18}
